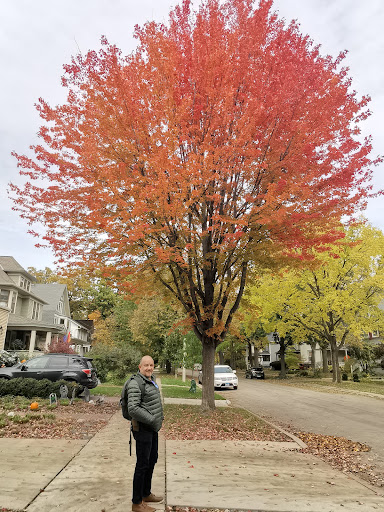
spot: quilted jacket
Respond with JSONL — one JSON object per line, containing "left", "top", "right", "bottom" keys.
{"left": 127, "top": 372, "right": 163, "bottom": 432}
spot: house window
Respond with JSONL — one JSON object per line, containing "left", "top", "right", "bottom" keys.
{"left": 57, "top": 297, "right": 64, "bottom": 314}
{"left": 0, "top": 289, "right": 10, "bottom": 308}
{"left": 10, "top": 291, "right": 17, "bottom": 314}
{"left": 19, "top": 277, "right": 31, "bottom": 291}
{"left": 31, "top": 301, "right": 41, "bottom": 320}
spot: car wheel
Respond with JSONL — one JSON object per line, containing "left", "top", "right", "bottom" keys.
{"left": 234, "top": 386, "right": 238, "bottom": 390}
{"left": 245, "top": 374, "right": 249, "bottom": 379}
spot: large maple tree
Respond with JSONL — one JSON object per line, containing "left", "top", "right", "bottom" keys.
{"left": 11, "top": 0, "right": 377, "bottom": 409}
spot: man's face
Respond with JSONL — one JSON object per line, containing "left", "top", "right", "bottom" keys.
{"left": 139, "top": 357, "right": 154, "bottom": 378}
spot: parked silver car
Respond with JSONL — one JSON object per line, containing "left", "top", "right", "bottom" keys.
{"left": 198, "top": 364, "right": 238, "bottom": 389}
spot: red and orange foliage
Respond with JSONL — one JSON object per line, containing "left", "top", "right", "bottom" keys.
{"left": 46, "top": 338, "right": 76, "bottom": 354}
{"left": 11, "top": 0, "right": 378, "bottom": 406}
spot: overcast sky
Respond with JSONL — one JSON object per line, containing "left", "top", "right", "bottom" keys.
{"left": 1, "top": 0, "right": 383, "bottom": 271}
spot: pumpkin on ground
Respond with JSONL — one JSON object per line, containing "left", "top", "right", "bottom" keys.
{"left": 30, "top": 402, "right": 39, "bottom": 410}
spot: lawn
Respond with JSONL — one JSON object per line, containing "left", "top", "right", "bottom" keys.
{"left": 163, "top": 404, "right": 290, "bottom": 441}
{"left": 267, "top": 375, "right": 384, "bottom": 396}
{"left": 159, "top": 376, "right": 193, "bottom": 386}
{"left": 92, "top": 383, "right": 122, "bottom": 397}
{"left": 0, "top": 395, "right": 117, "bottom": 439}
{"left": 93, "top": 376, "right": 226, "bottom": 399}
{"left": 160, "top": 376, "right": 226, "bottom": 400}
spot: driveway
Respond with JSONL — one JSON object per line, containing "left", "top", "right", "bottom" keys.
{"left": 224, "top": 377, "right": 384, "bottom": 476}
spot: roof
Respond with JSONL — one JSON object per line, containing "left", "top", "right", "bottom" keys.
{"left": 0, "top": 268, "right": 15, "bottom": 286}
{"left": 76, "top": 319, "right": 94, "bottom": 333}
{"left": 0, "top": 257, "right": 36, "bottom": 281}
{"left": 7, "top": 313, "right": 64, "bottom": 332}
{"left": 0, "top": 268, "right": 48, "bottom": 303}
{"left": 32, "top": 283, "right": 67, "bottom": 305}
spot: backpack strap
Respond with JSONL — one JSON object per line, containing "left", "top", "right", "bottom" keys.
{"left": 131, "top": 373, "right": 146, "bottom": 398}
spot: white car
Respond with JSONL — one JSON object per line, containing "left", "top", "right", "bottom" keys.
{"left": 198, "top": 365, "right": 238, "bottom": 390}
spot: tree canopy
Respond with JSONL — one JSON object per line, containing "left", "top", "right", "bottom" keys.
{"left": 12, "top": 0, "right": 377, "bottom": 409}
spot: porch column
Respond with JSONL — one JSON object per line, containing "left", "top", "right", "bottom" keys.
{"left": 28, "top": 330, "right": 37, "bottom": 357}
{"left": 45, "top": 331, "right": 52, "bottom": 351}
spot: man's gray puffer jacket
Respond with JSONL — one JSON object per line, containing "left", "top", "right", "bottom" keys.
{"left": 127, "top": 372, "right": 163, "bottom": 432}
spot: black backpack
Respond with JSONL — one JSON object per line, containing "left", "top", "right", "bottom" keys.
{"left": 120, "top": 374, "right": 146, "bottom": 421}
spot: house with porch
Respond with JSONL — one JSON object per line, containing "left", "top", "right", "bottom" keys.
{"left": 245, "top": 333, "right": 349, "bottom": 369}
{"left": 0, "top": 256, "right": 92, "bottom": 357}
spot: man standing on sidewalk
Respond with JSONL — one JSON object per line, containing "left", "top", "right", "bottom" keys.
{"left": 127, "top": 355, "right": 164, "bottom": 512}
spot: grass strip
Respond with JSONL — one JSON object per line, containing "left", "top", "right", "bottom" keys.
{"left": 163, "top": 404, "right": 290, "bottom": 441}
{"left": 268, "top": 377, "right": 384, "bottom": 396}
{"left": 92, "top": 384, "right": 122, "bottom": 396}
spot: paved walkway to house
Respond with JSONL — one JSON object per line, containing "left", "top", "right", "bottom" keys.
{"left": 1, "top": 400, "right": 384, "bottom": 512}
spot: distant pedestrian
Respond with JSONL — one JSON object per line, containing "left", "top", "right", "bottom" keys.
{"left": 127, "top": 355, "right": 164, "bottom": 512}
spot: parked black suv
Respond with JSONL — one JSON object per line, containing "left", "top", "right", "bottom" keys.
{"left": 245, "top": 366, "right": 265, "bottom": 379}
{"left": 0, "top": 353, "right": 98, "bottom": 389}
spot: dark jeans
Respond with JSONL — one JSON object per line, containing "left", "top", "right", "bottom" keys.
{"left": 132, "top": 429, "right": 158, "bottom": 504}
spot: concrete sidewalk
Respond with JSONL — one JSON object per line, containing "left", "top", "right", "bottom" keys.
{"left": 24, "top": 413, "right": 165, "bottom": 512}
{"left": 1, "top": 405, "right": 384, "bottom": 512}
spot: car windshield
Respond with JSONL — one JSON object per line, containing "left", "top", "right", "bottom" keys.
{"left": 214, "top": 366, "right": 233, "bottom": 374}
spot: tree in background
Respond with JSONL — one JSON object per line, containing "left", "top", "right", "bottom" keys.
{"left": 272, "top": 330, "right": 293, "bottom": 379}
{"left": 245, "top": 224, "right": 384, "bottom": 382}
{"left": 12, "top": 0, "right": 377, "bottom": 409}
{"left": 129, "top": 297, "right": 193, "bottom": 372}
{"left": 27, "top": 266, "right": 117, "bottom": 320}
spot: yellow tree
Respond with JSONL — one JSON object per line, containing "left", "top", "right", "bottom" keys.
{"left": 246, "top": 224, "right": 384, "bottom": 382}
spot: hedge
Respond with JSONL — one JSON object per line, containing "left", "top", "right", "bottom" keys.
{"left": 0, "top": 378, "right": 81, "bottom": 398}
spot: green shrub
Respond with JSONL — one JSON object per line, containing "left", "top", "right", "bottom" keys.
{"left": 43, "top": 413, "right": 56, "bottom": 420}
{"left": 10, "top": 414, "right": 30, "bottom": 424}
{"left": 342, "top": 373, "right": 348, "bottom": 381}
{"left": 89, "top": 344, "right": 141, "bottom": 383}
{"left": 0, "top": 378, "right": 80, "bottom": 398}
{"left": 312, "top": 369, "right": 323, "bottom": 378}
{"left": 270, "top": 361, "right": 281, "bottom": 371}
{"left": 299, "top": 370, "right": 308, "bottom": 377}
{"left": 353, "top": 373, "right": 360, "bottom": 382}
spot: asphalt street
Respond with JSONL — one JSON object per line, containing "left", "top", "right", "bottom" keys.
{"left": 224, "top": 376, "right": 384, "bottom": 474}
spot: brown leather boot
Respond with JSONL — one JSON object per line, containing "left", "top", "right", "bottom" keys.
{"left": 143, "top": 493, "right": 163, "bottom": 503}
{"left": 132, "top": 502, "right": 155, "bottom": 512}
{"left": 142, "top": 503, "right": 156, "bottom": 512}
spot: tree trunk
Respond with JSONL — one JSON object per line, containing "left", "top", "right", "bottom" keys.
{"left": 229, "top": 338, "right": 235, "bottom": 368}
{"left": 165, "top": 359, "right": 172, "bottom": 374}
{"left": 330, "top": 337, "right": 341, "bottom": 383}
{"left": 310, "top": 345, "right": 316, "bottom": 372}
{"left": 321, "top": 346, "right": 329, "bottom": 374}
{"left": 247, "top": 341, "right": 252, "bottom": 367}
{"left": 218, "top": 351, "right": 225, "bottom": 365}
{"left": 279, "top": 339, "right": 287, "bottom": 379}
{"left": 254, "top": 348, "right": 260, "bottom": 367}
{"left": 201, "top": 339, "right": 216, "bottom": 411}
